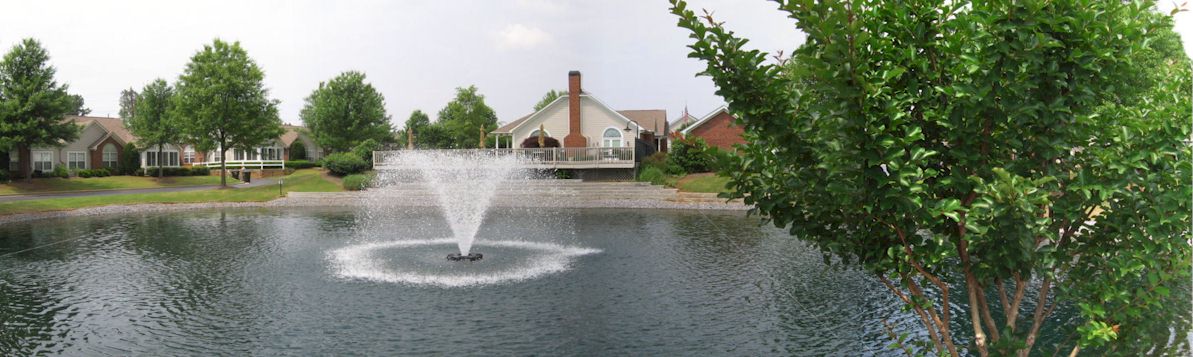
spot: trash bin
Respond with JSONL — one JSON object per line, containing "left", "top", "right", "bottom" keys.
{"left": 242, "top": 171, "right": 252, "bottom": 183}
{"left": 231, "top": 170, "right": 240, "bottom": 180}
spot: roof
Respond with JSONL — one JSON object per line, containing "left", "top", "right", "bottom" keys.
{"left": 64, "top": 116, "right": 136, "bottom": 145}
{"left": 493, "top": 114, "right": 532, "bottom": 134}
{"left": 670, "top": 112, "right": 698, "bottom": 130}
{"left": 280, "top": 125, "right": 308, "bottom": 146}
{"left": 681, "top": 106, "right": 731, "bottom": 135}
{"left": 617, "top": 110, "right": 668, "bottom": 134}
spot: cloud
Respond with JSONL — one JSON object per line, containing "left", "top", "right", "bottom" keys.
{"left": 516, "top": 0, "right": 565, "bottom": 13}
{"left": 495, "top": 24, "right": 552, "bottom": 50}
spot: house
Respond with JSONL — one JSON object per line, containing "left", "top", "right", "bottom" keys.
{"left": 5, "top": 116, "right": 325, "bottom": 177}
{"left": 679, "top": 106, "right": 746, "bottom": 151}
{"left": 5, "top": 116, "right": 135, "bottom": 177}
{"left": 143, "top": 124, "right": 323, "bottom": 169}
{"left": 491, "top": 71, "right": 669, "bottom": 154}
{"left": 670, "top": 108, "right": 698, "bottom": 132}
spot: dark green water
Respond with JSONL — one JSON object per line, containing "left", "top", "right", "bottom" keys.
{"left": 0, "top": 207, "right": 1182, "bottom": 355}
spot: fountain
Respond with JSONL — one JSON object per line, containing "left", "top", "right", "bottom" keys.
{"left": 372, "top": 150, "right": 523, "bottom": 260}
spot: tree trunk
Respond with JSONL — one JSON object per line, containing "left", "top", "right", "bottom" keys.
{"left": 157, "top": 144, "right": 164, "bottom": 178}
{"left": 220, "top": 152, "right": 227, "bottom": 187}
{"left": 20, "top": 144, "right": 32, "bottom": 180}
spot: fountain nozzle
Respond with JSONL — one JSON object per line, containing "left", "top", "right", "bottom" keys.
{"left": 446, "top": 253, "right": 484, "bottom": 262}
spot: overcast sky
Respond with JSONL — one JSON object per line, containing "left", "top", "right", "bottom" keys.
{"left": 1, "top": 1, "right": 1190, "bottom": 128}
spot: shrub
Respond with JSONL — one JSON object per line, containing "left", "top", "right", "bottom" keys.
{"left": 553, "top": 169, "right": 573, "bottom": 179}
{"left": 289, "top": 141, "right": 308, "bottom": 161}
{"left": 119, "top": 143, "right": 141, "bottom": 175}
{"left": 520, "top": 136, "right": 561, "bottom": 148}
{"left": 189, "top": 167, "right": 209, "bottom": 176}
{"left": 668, "top": 137, "right": 713, "bottom": 173}
{"left": 322, "top": 152, "right": 370, "bottom": 176}
{"left": 135, "top": 167, "right": 207, "bottom": 177}
{"left": 51, "top": 165, "right": 69, "bottom": 179}
{"left": 342, "top": 174, "right": 372, "bottom": 191}
{"left": 351, "top": 139, "right": 380, "bottom": 162}
{"left": 0, "top": 169, "right": 9, "bottom": 183}
{"left": 77, "top": 169, "right": 93, "bottom": 178}
{"left": 285, "top": 160, "right": 318, "bottom": 169}
{"left": 644, "top": 152, "right": 685, "bottom": 176}
{"left": 636, "top": 166, "right": 667, "bottom": 186}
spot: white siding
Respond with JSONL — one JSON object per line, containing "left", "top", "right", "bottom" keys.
{"left": 508, "top": 95, "right": 635, "bottom": 148}
{"left": 509, "top": 99, "right": 571, "bottom": 147}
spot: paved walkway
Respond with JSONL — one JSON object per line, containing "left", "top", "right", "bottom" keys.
{"left": 0, "top": 177, "right": 277, "bottom": 203}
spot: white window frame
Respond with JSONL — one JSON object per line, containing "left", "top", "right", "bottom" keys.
{"left": 102, "top": 144, "right": 118, "bottom": 168}
{"left": 146, "top": 151, "right": 180, "bottom": 167}
{"left": 32, "top": 150, "right": 54, "bottom": 172}
{"left": 526, "top": 129, "right": 551, "bottom": 142}
{"left": 183, "top": 147, "right": 195, "bottom": 164}
{"left": 602, "top": 127, "right": 624, "bottom": 148}
{"left": 67, "top": 151, "right": 88, "bottom": 170}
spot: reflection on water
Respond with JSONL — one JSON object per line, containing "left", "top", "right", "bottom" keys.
{"left": 0, "top": 207, "right": 1185, "bottom": 355}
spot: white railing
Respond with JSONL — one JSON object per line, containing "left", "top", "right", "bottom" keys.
{"left": 374, "top": 147, "right": 635, "bottom": 168}
{"left": 196, "top": 160, "right": 285, "bottom": 169}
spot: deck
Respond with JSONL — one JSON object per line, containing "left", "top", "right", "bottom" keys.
{"left": 373, "top": 147, "right": 635, "bottom": 170}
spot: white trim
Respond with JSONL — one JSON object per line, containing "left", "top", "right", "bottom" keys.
{"left": 66, "top": 151, "right": 88, "bottom": 170}
{"left": 32, "top": 150, "right": 54, "bottom": 171}
{"left": 681, "top": 105, "right": 730, "bottom": 135}
{"left": 502, "top": 93, "right": 647, "bottom": 135}
{"left": 503, "top": 95, "right": 569, "bottom": 134}
{"left": 601, "top": 126, "right": 624, "bottom": 147}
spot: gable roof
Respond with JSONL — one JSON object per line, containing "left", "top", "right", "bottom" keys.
{"left": 680, "top": 106, "right": 731, "bottom": 135}
{"left": 617, "top": 110, "right": 668, "bottom": 134}
{"left": 493, "top": 114, "right": 532, "bottom": 134}
{"left": 280, "top": 125, "right": 309, "bottom": 146}
{"left": 64, "top": 116, "right": 136, "bottom": 146}
{"left": 671, "top": 112, "right": 698, "bottom": 130}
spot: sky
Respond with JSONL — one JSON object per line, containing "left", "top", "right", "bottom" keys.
{"left": 0, "top": 1, "right": 1189, "bottom": 129}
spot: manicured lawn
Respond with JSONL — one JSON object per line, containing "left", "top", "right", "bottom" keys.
{"left": 675, "top": 173, "right": 732, "bottom": 193}
{"left": 0, "top": 185, "right": 279, "bottom": 215}
{"left": 280, "top": 169, "right": 342, "bottom": 192}
{"left": 0, "top": 175, "right": 236, "bottom": 195}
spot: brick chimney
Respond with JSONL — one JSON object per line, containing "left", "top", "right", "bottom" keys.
{"left": 563, "top": 70, "right": 586, "bottom": 148}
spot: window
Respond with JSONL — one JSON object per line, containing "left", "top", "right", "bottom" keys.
{"left": 33, "top": 151, "right": 53, "bottom": 171}
{"left": 261, "top": 147, "right": 281, "bottom": 160}
{"left": 102, "top": 144, "right": 118, "bottom": 168}
{"left": 234, "top": 149, "right": 258, "bottom": 161}
{"left": 146, "top": 152, "right": 179, "bottom": 167}
{"left": 602, "top": 128, "right": 623, "bottom": 148}
{"left": 527, "top": 129, "right": 550, "bottom": 140}
{"left": 210, "top": 151, "right": 221, "bottom": 163}
{"left": 67, "top": 152, "right": 87, "bottom": 169}
{"left": 183, "top": 147, "right": 195, "bottom": 164}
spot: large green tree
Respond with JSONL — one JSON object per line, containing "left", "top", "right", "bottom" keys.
{"left": 174, "top": 39, "right": 282, "bottom": 187}
{"left": 300, "top": 71, "right": 393, "bottom": 153}
{"left": 435, "top": 85, "right": 497, "bottom": 149}
{"left": 0, "top": 39, "right": 80, "bottom": 179}
{"left": 66, "top": 94, "right": 90, "bottom": 116}
{"left": 128, "top": 79, "right": 178, "bottom": 178}
{"left": 672, "top": 1, "right": 1191, "bottom": 356}
{"left": 532, "top": 89, "right": 566, "bottom": 112}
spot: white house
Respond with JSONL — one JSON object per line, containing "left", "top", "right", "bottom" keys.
{"left": 491, "top": 71, "right": 669, "bottom": 153}
{"left": 140, "top": 124, "right": 323, "bottom": 169}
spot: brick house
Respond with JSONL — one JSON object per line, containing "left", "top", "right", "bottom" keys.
{"left": 679, "top": 106, "right": 746, "bottom": 151}
{"left": 5, "top": 116, "right": 135, "bottom": 177}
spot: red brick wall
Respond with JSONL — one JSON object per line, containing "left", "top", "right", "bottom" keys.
{"left": 563, "top": 71, "right": 586, "bottom": 148}
{"left": 688, "top": 112, "right": 746, "bottom": 150}
{"left": 89, "top": 137, "right": 123, "bottom": 170}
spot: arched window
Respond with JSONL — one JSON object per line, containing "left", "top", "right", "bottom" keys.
{"left": 527, "top": 129, "right": 550, "bottom": 141}
{"left": 602, "top": 128, "right": 623, "bottom": 147}
{"left": 102, "top": 143, "right": 118, "bottom": 168}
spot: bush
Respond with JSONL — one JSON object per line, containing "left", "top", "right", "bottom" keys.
{"left": 342, "top": 174, "right": 372, "bottom": 191}
{"left": 554, "top": 169, "right": 573, "bottom": 179}
{"left": 289, "top": 141, "right": 308, "bottom": 161}
{"left": 135, "top": 167, "right": 209, "bottom": 177}
{"left": 51, "top": 165, "right": 69, "bottom": 178}
{"left": 520, "top": 136, "right": 561, "bottom": 148}
{"left": 120, "top": 143, "right": 141, "bottom": 175}
{"left": 668, "top": 137, "right": 713, "bottom": 173}
{"left": 351, "top": 139, "right": 380, "bottom": 162}
{"left": 637, "top": 166, "right": 668, "bottom": 186}
{"left": 643, "top": 152, "right": 685, "bottom": 176}
{"left": 189, "top": 167, "right": 210, "bottom": 176}
{"left": 0, "top": 169, "right": 9, "bottom": 183}
{"left": 285, "top": 160, "right": 318, "bottom": 169}
{"left": 322, "top": 152, "right": 370, "bottom": 176}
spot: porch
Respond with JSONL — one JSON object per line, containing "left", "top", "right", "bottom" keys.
{"left": 373, "top": 147, "right": 635, "bottom": 170}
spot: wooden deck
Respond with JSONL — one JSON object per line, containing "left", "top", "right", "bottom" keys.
{"left": 373, "top": 147, "right": 635, "bottom": 169}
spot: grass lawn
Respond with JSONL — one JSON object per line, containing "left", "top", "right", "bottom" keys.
{"left": 675, "top": 173, "right": 732, "bottom": 193}
{"left": 0, "top": 175, "right": 236, "bottom": 196}
{"left": 0, "top": 169, "right": 342, "bottom": 216}
{"left": 280, "top": 169, "right": 342, "bottom": 192}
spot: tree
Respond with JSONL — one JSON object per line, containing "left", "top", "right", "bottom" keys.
{"left": 397, "top": 109, "right": 429, "bottom": 149}
{"left": 533, "top": 89, "right": 566, "bottom": 112}
{"left": 66, "top": 94, "right": 90, "bottom": 115}
{"left": 671, "top": 1, "right": 1191, "bottom": 356}
{"left": 128, "top": 79, "right": 178, "bottom": 178}
{"left": 300, "top": 71, "right": 393, "bottom": 153}
{"left": 436, "top": 85, "right": 497, "bottom": 149}
{"left": 0, "top": 38, "right": 80, "bottom": 179}
{"left": 174, "top": 39, "right": 282, "bottom": 187}
{"left": 118, "top": 87, "right": 138, "bottom": 123}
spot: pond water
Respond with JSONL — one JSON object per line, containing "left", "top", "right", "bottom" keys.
{"left": 0, "top": 207, "right": 1181, "bottom": 355}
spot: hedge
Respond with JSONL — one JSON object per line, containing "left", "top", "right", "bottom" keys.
{"left": 342, "top": 174, "right": 372, "bottom": 191}
{"left": 321, "top": 152, "right": 370, "bottom": 176}
{"left": 285, "top": 160, "right": 318, "bottom": 169}
{"left": 76, "top": 168, "right": 112, "bottom": 178}
{"left": 135, "top": 167, "right": 211, "bottom": 177}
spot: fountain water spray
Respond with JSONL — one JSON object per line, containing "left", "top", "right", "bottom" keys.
{"left": 373, "top": 150, "right": 523, "bottom": 259}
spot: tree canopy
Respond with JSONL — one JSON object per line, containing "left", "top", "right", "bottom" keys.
{"left": 300, "top": 71, "right": 393, "bottom": 153}
{"left": 174, "top": 39, "right": 282, "bottom": 187}
{"left": 128, "top": 79, "right": 178, "bottom": 178}
{"left": 0, "top": 38, "right": 80, "bottom": 179}
{"left": 672, "top": 1, "right": 1191, "bottom": 356}
{"left": 533, "top": 89, "right": 566, "bottom": 112}
{"left": 118, "top": 87, "right": 138, "bottom": 123}
{"left": 435, "top": 85, "right": 498, "bottom": 149}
